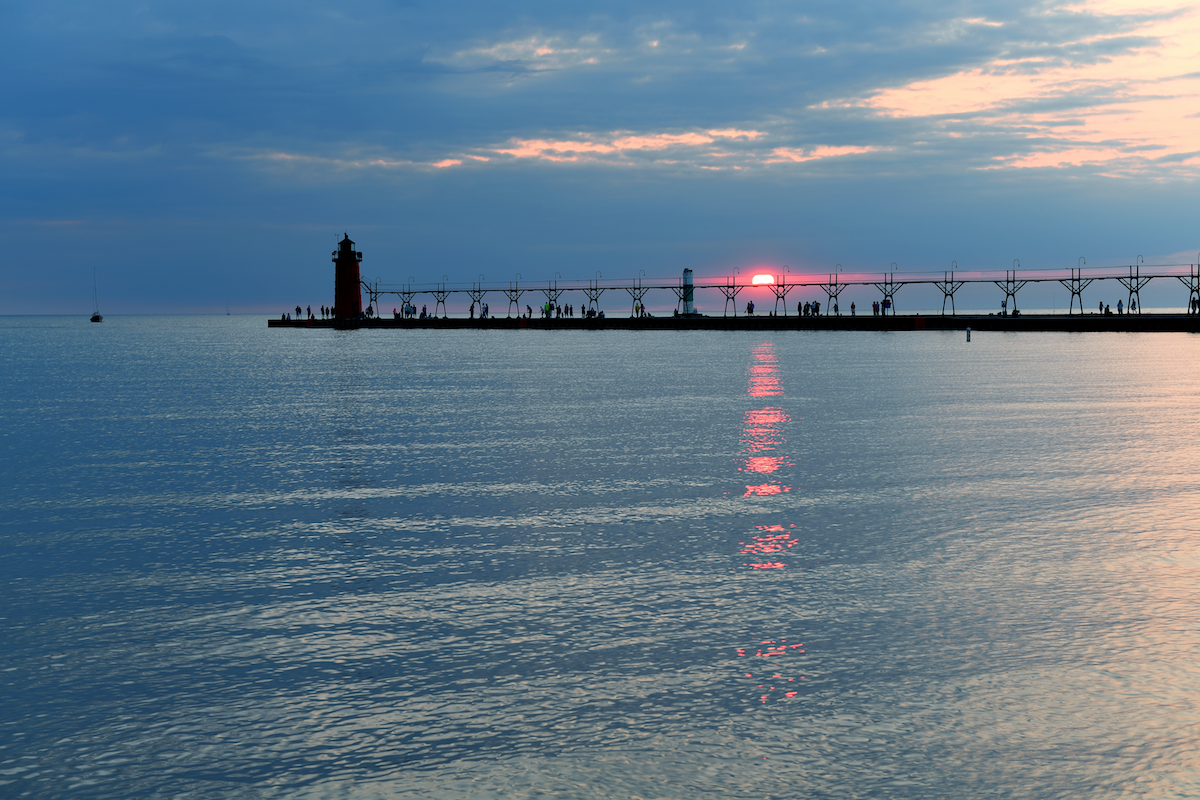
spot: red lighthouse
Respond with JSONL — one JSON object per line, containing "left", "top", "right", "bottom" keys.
{"left": 333, "top": 233, "right": 363, "bottom": 319}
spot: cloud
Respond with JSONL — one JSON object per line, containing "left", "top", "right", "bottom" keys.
{"left": 236, "top": 149, "right": 483, "bottom": 173}
{"left": 766, "top": 145, "right": 884, "bottom": 163}
{"left": 429, "top": 33, "right": 613, "bottom": 74}
{"left": 11, "top": 0, "right": 1198, "bottom": 179}
{"left": 816, "top": 0, "right": 1200, "bottom": 176}
{"left": 4, "top": 0, "right": 1200, "bottom": 312}
{"left": 400, "top": 1, "right": 1200, "bottom": 179}
{"left": 490, "top": 128, "right": 773, "bottom": 167}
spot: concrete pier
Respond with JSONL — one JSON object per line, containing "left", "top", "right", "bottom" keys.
{"left": 268, "top": 313, "right": 1200, "bottom": 333}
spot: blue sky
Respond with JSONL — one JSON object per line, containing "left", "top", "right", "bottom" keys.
{"left": 3, "top": 0, "right": 1198, "bottom": 313}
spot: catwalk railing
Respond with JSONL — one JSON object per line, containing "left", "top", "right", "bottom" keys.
{"left": 357, "top": 259, "right": 1200, "bottom": 318}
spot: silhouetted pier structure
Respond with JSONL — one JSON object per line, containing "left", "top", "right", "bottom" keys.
{"left": 270, "top": 239, "right": 1200, "bottom": 331}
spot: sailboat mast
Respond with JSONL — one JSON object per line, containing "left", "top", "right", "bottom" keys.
{"left": 90, "top": 268, "right": 103, "bottom": 322}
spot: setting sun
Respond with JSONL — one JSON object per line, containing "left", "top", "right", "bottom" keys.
{"left": 752, "top": 274, "right": 774, "bottom": 285}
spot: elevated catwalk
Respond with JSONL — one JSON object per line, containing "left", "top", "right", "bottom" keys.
{"left": 269, "top": 314, "right": 1200, "bottom": 333}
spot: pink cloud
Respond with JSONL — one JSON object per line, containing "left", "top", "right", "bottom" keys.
{"left": 707, "top": 129, "right": 764, "bottom": 139}
{"left": 491, "top": 127, "right": 768, "bottom": 165}
{"left": 610, "top": 132, "right": 714, "bottom": 150}
{"left": 834, "top": 0, "right": 1200, "bottom": 173}
{"left": 495, "top": 138, "right": 616, "bottom": 158}
{"left": 985, "top": 146, "right": 1129, "bottom": 169}
{"left": 767, "top": 145, "right": 882, "bottom": 163}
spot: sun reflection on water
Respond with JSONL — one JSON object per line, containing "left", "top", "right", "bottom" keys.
{"left": 746, "top": 353, "right": 782, "bottom": 398}
{"left": 740, "top": 524, "right": 799, "bottom": 569}
{"left": 739, "top": 344, "right": 793, "bottom": 495}
{"left": 736, "top": 639, "right": 808, "bottom": 704}
{"left": 733, "top": 342, "right": 808, "bottom": 703}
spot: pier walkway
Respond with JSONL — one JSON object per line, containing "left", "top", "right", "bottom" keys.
{"left": 269, "top": 313, "right": 1200, "bottom": 333}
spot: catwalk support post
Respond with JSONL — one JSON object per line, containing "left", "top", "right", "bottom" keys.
{"left": 1116, "top": 258, "right": 1152, "bottom": 314}
{"left": 626, "top": 273, "right": 649, "bottom": 317}
{"left": 503, "top": 275, "right": 525, "bottom": 318}
{"left": 583, "top": 273, "right": 605, "bottom": 313}
{"left": 821, "top": 272, "right": 848, "bottom": 316}
{"left": 1059, "top": 259, "right": 1093, "bottom": 315}
{"left": 933, "top": 263, "right": 964, "bottom": 315}
{"left": 994, "top": 261, "right": 1027, "bottom": 315}
{"left": 467, "top": 275, "right": 487, "bottom": 317}
{"left": 433, "top": 276, "right": 451, "bottom": 318}
{"left": 540, "top": 279, "right": 564, "bottom": 317}
{"left": 719, "top": 274, "right": 743, "bottom": 316}
{"left": 1180, "top": 262, "right": 1200, "bottom": 314}
{"left": 769, "top": 278, "right": 793, "bottom": 316}
{"left": 873, "top": 266, "right": 904, "bottom": 316}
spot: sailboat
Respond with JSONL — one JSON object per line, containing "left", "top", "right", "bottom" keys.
{"left": 90, "top": 268, "right": 103, "bottom": 322}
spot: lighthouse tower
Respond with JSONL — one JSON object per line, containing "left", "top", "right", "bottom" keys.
{"left": 333, "top": 233, "right": 363, "bottom": 319}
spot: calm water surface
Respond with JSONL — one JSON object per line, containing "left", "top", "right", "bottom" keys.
{"left": 3, "top": 316, "right": 1200, "bottom": 798}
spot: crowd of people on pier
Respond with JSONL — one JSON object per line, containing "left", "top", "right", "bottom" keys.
{"left": 741, "top": 300, "right": 826, "bottom": 316}
{"left": 277, "top": 302, "right": 438, "bottom": 320}
{"left": 279, "top": 288, "right": 1200, "bottom": 321}
{"left": 276, "top": 300, "right": 624, "bottom": 320}
{"left": 277, "top": 295, "right": 863, "bottom": 321}
{"left": 279, "top": 304, "right": 319, "bottom": 321}
{"left": 527, "top": 301, "right": 607, "bottom": 319}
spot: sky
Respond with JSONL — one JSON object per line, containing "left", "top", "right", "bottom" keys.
{"left": 2, "top": 0, "right": 1198, "bottom": 314}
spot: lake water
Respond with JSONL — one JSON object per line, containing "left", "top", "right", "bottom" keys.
{"left": 4, "top": 316, "right": 1200, "bottom": 799}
